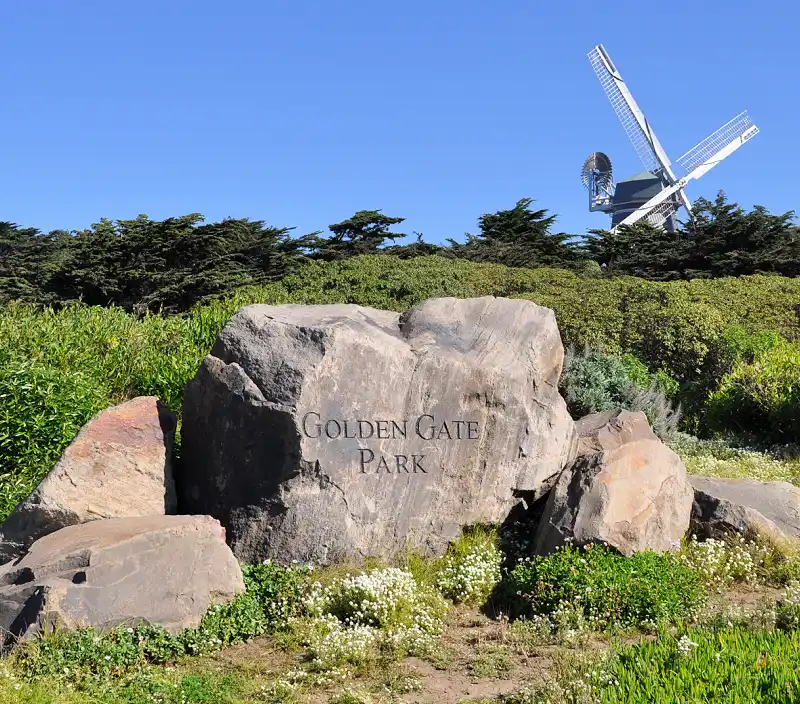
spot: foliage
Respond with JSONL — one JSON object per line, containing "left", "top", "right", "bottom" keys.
{"left": 502, "top": 543, "right": 705, "bottom": 629}
{"left": 447, "top": 198, "right": 581, "bottom": 270}
{"left": 559, "top": 348, "right": 680, "bottom": 440}
{"left": 593, "top": 626, "right": 800, "bottom": 703}
{"left": 0, "top": 215, "right": 314, "bottom": 315}
{"left": 680, "top": 535, "right": 766, "bottom": 593}
{"left": 313, "top": 210, "right": 406, "bottom": 261}
{"left": 670, "top": 434, "right": 800, "bottom": 483}
{"left": 303, "top": 567, "right": 447, "bottom": 667}
{"left": 705, "top": 340, "right": 800, "bottom": 444}
{"left": 434, "top": 528, "right": 502, "bottom": 605}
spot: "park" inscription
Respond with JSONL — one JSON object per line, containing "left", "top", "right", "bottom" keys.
{"left": 300, "top": 412, "right": 480, "bottom": 474}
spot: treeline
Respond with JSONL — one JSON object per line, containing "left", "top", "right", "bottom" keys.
{"left": 1, "top": 192, "right": 797, "bottom": 314}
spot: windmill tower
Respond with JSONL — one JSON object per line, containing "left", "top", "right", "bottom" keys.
{"left": 582, "top": 44, "right": 759, "bottom": 232}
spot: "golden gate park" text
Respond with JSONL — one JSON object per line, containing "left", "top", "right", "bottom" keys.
{"left": 300, "top": 412, "right": 480, "bottom": 473}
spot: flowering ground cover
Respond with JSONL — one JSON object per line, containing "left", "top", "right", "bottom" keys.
{"left": 0, "top": 524, "right": 798, "bottom": 703}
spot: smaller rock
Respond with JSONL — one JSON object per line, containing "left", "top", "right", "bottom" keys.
{"left": 0, "top": 397, "right": 177, "bottom": 563}
{"left": 0, "top": 515, "right": 244, "bottom": 643}
{"left": 534, "top": 409, "right": 693, "bottom": 556}
{"left": 689, "top": 476, "right": 800, "bottom": 543}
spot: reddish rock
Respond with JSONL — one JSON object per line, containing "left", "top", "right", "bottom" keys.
{"left": 535, "top": 409, "right": 693, "bottom": 556}
{"left": 0, "top": 397, "right": 176, "bottom": 563}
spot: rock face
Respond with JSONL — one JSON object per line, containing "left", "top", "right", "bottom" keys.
{"left": 0, "top": 397, "right": 177, "bottom": 563}
{"left": 690, "top": 476, "right": 800, "bottom": 542}
{"left": 535, "top": 409, "right": 693, "bottom": 556}
{"left": 0, "top": 515, "right": 244, "bottom": 642}
{"left": 179, "top": 297, "right": 577, "bottom": 564}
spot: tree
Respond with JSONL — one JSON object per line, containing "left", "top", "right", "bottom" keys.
{"left": 51, "top": 214, "right": 312, "bottom": 313}
{"left": 681, "top": 193, "right": 797, "bottom": 278}
{"left": 448, "top": 198, "right": 581, "bottom": 268}
{"left": 580, "top": 222, "right": 687, "bottom": 280}
{"left": 0, "top": 222, "right": 69, "bottom": 305}
{"left": 314, "top": 210, "right": 406, "bottom": 261}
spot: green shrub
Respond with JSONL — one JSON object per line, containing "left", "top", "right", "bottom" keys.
{"left": 0, "top": 360, "right": 109, "bottom": 518}
{"left": 559, "top": 348, "right": 681, "bottom": 440}
{"left": 705, "top": 341, "right": 800, "bottom": 444}
{"left": 502, "top": 544, "right": 704, "bottom": 629}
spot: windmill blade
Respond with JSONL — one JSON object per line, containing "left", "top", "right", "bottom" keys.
{"left": 613, "top": 180, "right": 687, "bottom": 230}
{"left": 677, "top": 111, "right": 759, "bottom": 178}
{"left": 613, "top": 113, "right": 759, "bottom": 232}
{"left": 588, "top": 45, "right": 682, "bottom": 189}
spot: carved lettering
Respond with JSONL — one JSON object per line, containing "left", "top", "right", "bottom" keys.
{"left": 436, "top": 421, "right": 452, "bottom": 440}
{"left": 415, "top": 414, "right": 435, "bottom": 440}
{"left": 302, "top": 411, "right": 321, "bottom": 439}
{"left": 325, "top": 419, "right": 342, "bottom": 439}
{"left": 300, "top": 412, "right": 480, "bottom": 473}
{"left": 359, "top": 448, "right": 375, "bottom": 472}
{"left": 358, "top": 420, "right": 374, "bottom": 439}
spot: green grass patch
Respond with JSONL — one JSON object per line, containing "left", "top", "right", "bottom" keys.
{"left": 597, "top": 627, "right": 800, "bottom": 703}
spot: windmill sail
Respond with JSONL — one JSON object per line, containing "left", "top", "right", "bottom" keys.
{"left": 614, "top": 111, "right": 760, "bottom": 231}
{"left": 677, "top": 111, "right": 759, "bottom": 177}
{"left": 588, "top": 46, "right": 673, "bottom": 177}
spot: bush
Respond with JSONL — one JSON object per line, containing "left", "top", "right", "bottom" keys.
{"left": 0, "top": 360, "right": 109, "bottom": 518}
{"left": 559, "top": 348, "right": 681, "bottom": 441}
{"left": 705, "top": 341, "right": 800, "bottom": 445}
{"left": 502, "top": 544, "right": 704, "bottom": 629}
{"left": 303, "top": 567, "right": 448, "bottom": 668}
{"left": 680, "top": 535, "right": 766, "bottom": 593}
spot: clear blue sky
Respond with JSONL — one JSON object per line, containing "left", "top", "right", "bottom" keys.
{"left": 1, "top": 0, "right": 796, "bottom": 244}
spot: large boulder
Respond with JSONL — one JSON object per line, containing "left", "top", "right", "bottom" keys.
{"left": 0, "top": 515, "right": 244, "bottom": 642}
{"left": 0, "top": 397, "right": 177, "bottom": 563}
{"left": 179, "top": 297, "right": 577, "bottom": 564}
{"left": 689, "top": 476, "right": 800, "bottom": 542}
{"left": 534, "top": 409, "right": 693, "bottom": 556}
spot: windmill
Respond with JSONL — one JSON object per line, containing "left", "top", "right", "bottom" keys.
{"left": 582, "top": 44, "right": 759, "bottom": 232}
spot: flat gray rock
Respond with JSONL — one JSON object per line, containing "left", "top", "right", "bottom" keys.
{"left": 689, "top": 476, "right": 800, "bottom": 542}
{"left": 0, "top": 515, "right": 244, "bottom": 643}
{"left": 179, "top": 297, "right": 577, "bottom": 564}
{"left": 0, "top": 397, "right": 177, "bottom": 563}
{"left": 535, "top": 409, "right": 693, "bottom": 556}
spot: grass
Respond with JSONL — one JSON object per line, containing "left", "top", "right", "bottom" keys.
{"left": 596, "top": 627, "right": 800, "bottom": 703}
{"left": 671, "top": 434, "right": 800, "bottom": 484}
